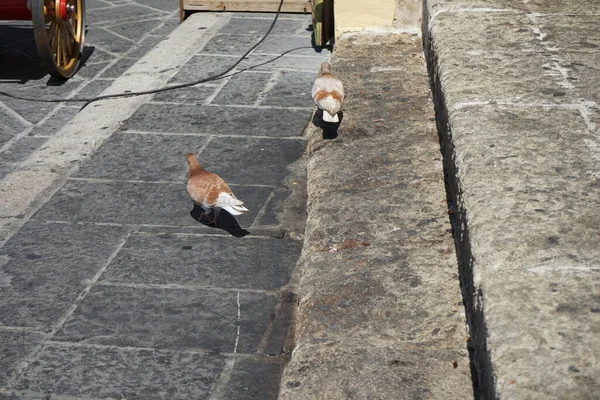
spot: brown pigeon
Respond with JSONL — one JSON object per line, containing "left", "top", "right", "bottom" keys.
{"left": 186, "top": 153, "right": 248, "bottom": 223}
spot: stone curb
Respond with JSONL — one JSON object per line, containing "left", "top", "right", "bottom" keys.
{"left": 279, "top": 33, "right": 474, "bottom": 399}
{"left": 424, "top": 1, "right": 600, "bottom": 398}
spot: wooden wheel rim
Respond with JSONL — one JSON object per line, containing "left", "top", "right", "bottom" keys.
{"left": 32, "top": 0, "right": 85, "bottom": 79}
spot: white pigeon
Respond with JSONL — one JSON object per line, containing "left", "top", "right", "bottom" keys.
{"left": 312, "top": 61, "right": 344, "bottom": 123}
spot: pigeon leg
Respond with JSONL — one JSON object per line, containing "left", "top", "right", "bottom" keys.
{"left": 212, "top": 208, "right": 221, "bottom": 225}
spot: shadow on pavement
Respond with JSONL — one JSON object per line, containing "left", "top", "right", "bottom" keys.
{"left": 190, "top": 203, "right": 250, "bottom": 238}
{"left": 312, "top": 108, "right": 343, "bottom": 139}
{"left": 0, "top": 25, "right": 94, "bottom": 83}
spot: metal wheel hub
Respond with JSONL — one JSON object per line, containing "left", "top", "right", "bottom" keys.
{"left": 57, "top": 0, "right": 74, "bottom": 21}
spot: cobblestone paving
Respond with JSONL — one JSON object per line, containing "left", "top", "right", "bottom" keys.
{"left": 0, "top": 5, "right": 328, "bottom": 399}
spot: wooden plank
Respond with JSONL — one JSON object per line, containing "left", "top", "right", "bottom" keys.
{"left": 182, "top": 0, "right": 311, "bottom": 13}
{"left": 311, "top": 0, "right": 322, "bottom": 46}
{"left": 310, "top": 0, "right": 332, "bottom": 46}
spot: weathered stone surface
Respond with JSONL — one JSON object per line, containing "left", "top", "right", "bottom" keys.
{"left": 151, "top": 85, "right": 217, "bottom": 104}
{"left": 72, "top": 132, "right": 211, "bottom": 181}
{"left": 0, "top": 8, "right": 317, "bottom": 400}
{"left": 260, "top": 71, "right": 315, "bottom": 108}
{"left": 280, "top": 34, "right": 473, "bottom": 399}
{"left": 0, "top": 138, "right": 47, "bottom": 164}
{"left": 426, "top": 1, "right": 600, "bottom": 397}
{"left": 428, "top": 0, "right": 600, "bottom": 14}
{"left": 54, "top": 285, "right": 277, "bottom": 353}
{"left": 221, "top": 16, "right": 311, "bottom": 36}
{"left": 30, "top": 106, "right": 81, "bottom": 137}
{"left": 199, "top": 137, "right": 307, "bottom": 186}
{"left": 165, "top": 55, "right": 238, "bottom": 84}
{"left": 212, "top": 72, "right": 272, "bottom": 106}
{"left": 202, "top": 34, "right": 263, "bottom": 56}
{"left": 240, "top": 53, "right": 330, "bottom": 72}
{"left": 0, "top": 222, "right": 127, "bottom": 329}
{"left": 101, "top": 233, "right": 301, "bottom": 290}
{"left": 33, "top": 180, "right": 272, "bottom": 228}
{"left": 283, "top": 344, "right": 472, "bottom": 399}
{"left": 0, "top": 331, "right": 45, "bottom": 386}
{"left": 13, "top": 344, "right": 225, "bottom": 399}
{"left": 221, "top": 358, "right": 283, "bottom": 400}
{"left": 121, "top": 104, "right": 312, "bottom": 137}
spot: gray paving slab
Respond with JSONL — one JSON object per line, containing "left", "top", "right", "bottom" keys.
{"left": 27, "top": 106, "right": 80, "bottom": 137}
{"left": 54, "top": 285, "right": 277, "bottom": 353}
{"left": 0, "top": 221, "right": 127, "bottom": 329}
{"left": 0, "top": 99, "right": 51, "bottom": 126}
{"left": 166, "top": 55, "right": 239, "bottom": 84}
{"left": 260, "top": 70, "right": 315, "bottom": 107}
{"left": 73, "top": 61, "right": 111, "bottom": 79}
{"left": 85, "top": 28, "right": 135, "bottom": 55}
{"left": 151, "top": 85, "right": 217, "bottom": 104}
{"left": 131, "top": 0, "right": 181, "bottom": 12}
{"left": 240, "top": 53, "right": 330, "bottom": 72}
{"left": 100, "top": 233, "right": 301, "bottom": 290}
{"left": 0, "top": 164, "right": 16, "bottom": 180}
{"left": 223, "top": 15, "right": 312, "bottom": 36}
{"left": 33, "top": 180, "right": 272, "bottom": 228}
{"left": 0, "top": 137, "right": 47, "bottom": 163}
{"left": 130, "top": 31, "right": 177, "bottom": 58}
{"left": 72, "top": 132, "right": 211, "bottom": 181}
{"left": 197, "top": 136, "right": 307, "bottom": 186}
{"left": 257, "top": 36, "right": 322, "bottom": 56}
{"left": 0, "top": 0, "right": 180, "bottom": 166}
{"left": 75, "top": 79, "right": 116, "bottom": 99}
{"left": 121, "top": 104, "right": 312, "bottom": 137}
{"left": 221, "top": 358, "right": 283, "bottom": 400}
{"left": 87, "top": 4, "right": 164, "bottom": 25}
{"left": 13, "top": 344, "right": 226, "bottom": 400}
{"left": 107, "top": 19, "right": 165, "bottom": 41}
{"left": 0, "top": 331, "right": 45, "bottom": 387}
{"left": 97, "top": 58, "right": 139, "bottom": 79}
{"left": 212, "top": 71, "right": 273, "bottom": 106}
{"left": 557, "top": 50, "right": 600, "bottom": 104}
{"left": 201, "top": 34, "right": 263, "bottom": 56}
{"left": 0, "top": 113, "right": 24, "bottom": 147}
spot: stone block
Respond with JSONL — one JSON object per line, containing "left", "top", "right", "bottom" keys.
{"left": 0, "top": 222, "right": 127, "bottom": 329}
{"left": 100, "top": 232, "right": 301, "bottom": 290}
{"left": 54, "top": 285, "right": 277, "bottom": 353}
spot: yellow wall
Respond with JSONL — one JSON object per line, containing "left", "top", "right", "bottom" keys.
{"left": 334, "top": 0, "right": 397, "bottom": 38}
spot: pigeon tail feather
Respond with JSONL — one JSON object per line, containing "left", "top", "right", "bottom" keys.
{"left": 323, "top": 111, "right": 339, "bottom": 123}
{"left": 223, "top": 204, "right": 249, "bottom": 215}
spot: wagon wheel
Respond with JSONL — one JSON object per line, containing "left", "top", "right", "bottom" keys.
{"left": 31, "top": 0, "right": 85, "bottom": 79}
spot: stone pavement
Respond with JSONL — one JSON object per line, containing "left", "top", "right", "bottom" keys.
{"left": 0, "top": 0, "right": 182, "bottom": 179}
{"left": 425, "top": 0, "right": 600, "bottom": 398}
{"left": 0, "top": 6, "right": 328, "bottom": 400}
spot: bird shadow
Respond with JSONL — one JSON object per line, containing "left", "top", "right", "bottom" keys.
{"left": 312, "top": 109, "right": 343, "bottom": 140}
{"left": 189, "top": 203, "right": 250, "bottom": 238}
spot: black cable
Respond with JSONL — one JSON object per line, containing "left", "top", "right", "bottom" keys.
{"left": 0, "top": 0, "right": 304, "bottom": 110}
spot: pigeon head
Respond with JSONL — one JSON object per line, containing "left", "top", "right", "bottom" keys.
{"left": 319, "top": 61, "right": 332, "bottom": 75}
{"left": 186, "top": 153, "right": 202, "bottom": 170}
